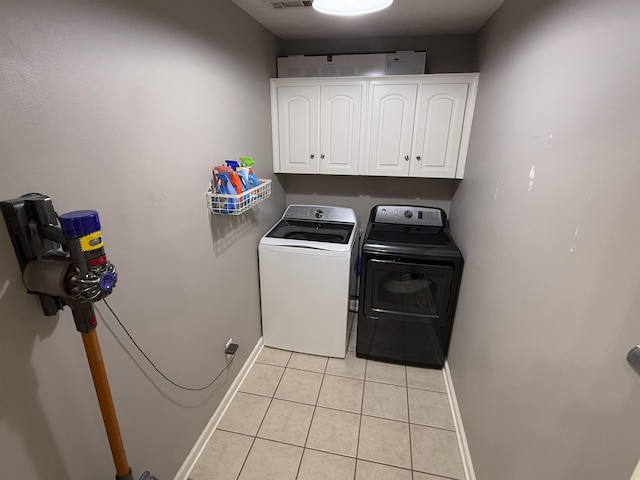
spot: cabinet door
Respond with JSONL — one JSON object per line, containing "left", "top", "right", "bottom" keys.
{"left": 366, "top": 83, "right": 417, "bottom": 176}
{"left": 319, "top": 84, "right": 365, "bottom": 175}
{"left": 409, "top": 83, "right": 468, "bottom": 178}
{"left": 276, "top": 86, "right": 319, "bottom": 173}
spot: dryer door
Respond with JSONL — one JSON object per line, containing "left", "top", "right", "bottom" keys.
{"left": 362, "top": 257, "right": 454, "bottom": 326}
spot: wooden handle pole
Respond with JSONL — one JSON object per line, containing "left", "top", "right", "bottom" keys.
{"left": 82, "top": 329, "right": 130, "bottom": 477}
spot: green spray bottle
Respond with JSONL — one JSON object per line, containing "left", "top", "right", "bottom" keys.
{"left": 239, "top": 157, "right": 259, "bottom": 189}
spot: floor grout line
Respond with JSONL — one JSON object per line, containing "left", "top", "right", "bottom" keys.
{"left": 251, "top": 364, "right": 449, "bottom": 394}
{"left": 294, "top": 362, "right": 327, "bottom": 480}
{"left": 405, "top": 364, "right": 414, "bottom": 474}
{"left": 353, "top": 354, "right": 368, "bottom": 480}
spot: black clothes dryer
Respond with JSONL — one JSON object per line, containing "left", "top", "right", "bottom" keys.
{"left": 356, "top": 205, "right": 464, "bottom": 368}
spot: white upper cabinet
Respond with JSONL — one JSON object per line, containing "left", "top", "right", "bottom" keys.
{"left": 409, "top": 82, "right": 469, "bottom": 178}
{"left": 366, "top": 83, "right": 417, "bottom": 176}
{"left": 319, "top": 85, "right": 364, "bottom": 175}
{"left": 271, "top": 79, "right": 366, "bottom": 175}
{"left": 271, "top": 74, "right": 478, "bottom": 178}
{"left": 274, "top": 85, "right": 319, "bottom": 174}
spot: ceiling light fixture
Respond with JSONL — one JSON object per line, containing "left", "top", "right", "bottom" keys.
{"left": 312, "top": 0, "right": 393, "bottom": 16}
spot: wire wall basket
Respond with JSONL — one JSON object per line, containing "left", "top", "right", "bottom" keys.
{"left": 206, "top": 179, "right": 272, "bottom": 215}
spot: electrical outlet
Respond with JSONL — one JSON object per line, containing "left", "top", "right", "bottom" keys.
{"left": 226, "top": 338, "right": 233, "bottom": 349}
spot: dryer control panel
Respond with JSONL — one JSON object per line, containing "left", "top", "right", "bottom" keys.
{"left": 374, "top": 205, "right": 444, "bottom": 227}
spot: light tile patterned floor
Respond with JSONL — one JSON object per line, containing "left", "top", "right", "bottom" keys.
{"left": 189, "top": 319, "right": 465, "bottom": 480}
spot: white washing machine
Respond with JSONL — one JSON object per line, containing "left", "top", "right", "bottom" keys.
{"left": 259, "top": 204, "right": 359, "bottom": 358}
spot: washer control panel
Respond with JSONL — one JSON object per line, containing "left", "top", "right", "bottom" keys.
{"left": 374, "top": 205, "right": 444, "bottom": 227}
{"left": 284, "top": 204, "right": 357, "bottom": 223}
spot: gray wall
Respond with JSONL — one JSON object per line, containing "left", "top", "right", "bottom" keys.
{"left": 0, "top": 1, "right": 284, "bottom": 479}
{"left": 279, "top": 35, "right": 475, "bottom": 223}
{"left": 448, "top": 0, "right": 640, "bottom": 479}
{"left": 284, "top": 176, "right": 459, "bottom": 230}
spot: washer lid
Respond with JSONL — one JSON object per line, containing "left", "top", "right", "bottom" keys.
{"left": 261, "top": 204, "right": 357, "bottom": 251}
{"left": 264, "top": 219, "right": 354, "bottom": 245}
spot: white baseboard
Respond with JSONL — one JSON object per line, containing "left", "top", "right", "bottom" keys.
{"left": 173, "top": 337, "right": 264, "bottom": 480}
{"left": 443, "top": 360, "right": 476, "bottom": 480}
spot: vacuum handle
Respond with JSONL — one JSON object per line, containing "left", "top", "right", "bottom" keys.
{"left": 82, "top": 328, "right": 132, "bottom": 479}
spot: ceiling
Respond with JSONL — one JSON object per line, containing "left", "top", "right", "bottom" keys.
{"left": 231, "top": 0, "right": 506, "bottom": 40}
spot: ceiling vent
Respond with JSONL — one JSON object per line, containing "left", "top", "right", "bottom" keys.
{"left": 267, "top": 1, "right": 313, "bottom": 9}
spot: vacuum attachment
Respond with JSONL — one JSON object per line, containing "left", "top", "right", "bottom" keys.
{"left": 138, "top": 471, "right": 159, "bottom": 480}
{"left": 115, "top": 468, "right": 159, "bottom": 480}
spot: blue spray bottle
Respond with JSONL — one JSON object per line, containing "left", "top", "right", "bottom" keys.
{"left": 236, "top": 168, "right": 250, "bottom": 191}
{"left": 215, "top": 172, "right": 238, "bottom": 212}
{"left": 222, "top": 161, "right": 244, "bottom": 195}
{"left": 239, "top": 157, "right": 259, "bottom": 189}
{"left": 225, "top": 159, "right": 250, "bottom": 206}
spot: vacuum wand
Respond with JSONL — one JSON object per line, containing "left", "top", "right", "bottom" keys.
{"left": 83, "top": 328, "right": 131, "bottom": 479}
{"left": 1, "top": 194, "right": 157, "bottom": 480}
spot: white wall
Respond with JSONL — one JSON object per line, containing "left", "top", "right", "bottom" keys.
{"left": 0, "top": 1, "right": 284, "bottom": 478}
{"left": 448, "top": 0, "right": 640, "bottom": 479}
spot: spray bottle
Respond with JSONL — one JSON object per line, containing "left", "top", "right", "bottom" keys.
{"left": 224, "top": 160, "right": 244, "bottom": 195}
{"left": 213, "top": 167, "right": 238, "bottom": 212}
{"left": 239, "top": 157, "right": 259, "bottom": 190}
{"left": 235, "top": 166, "right": 250, "bottom": 191}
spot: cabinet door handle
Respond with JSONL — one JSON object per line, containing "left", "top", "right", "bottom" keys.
{"left": 321, "top": 154, "right": 325, "bottom": 159}
{"left": 404, "top": 155, "right": 409, "bottom": 161}
{"left": 310, "top": 154, "right": 315, "bottom": 159}
{"left": 416, "top": 156, "right": 422, "bottom": 161}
